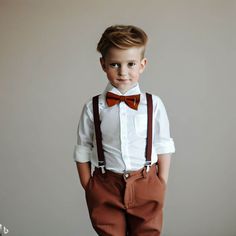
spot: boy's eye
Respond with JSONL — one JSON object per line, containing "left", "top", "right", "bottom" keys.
{"left": 110, "top": 63, "right": 120, "bottom": 68}
{"left": 128, "top": 62, "right": 136, "bottom": 67}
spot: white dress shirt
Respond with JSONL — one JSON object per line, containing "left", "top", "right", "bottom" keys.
{"left": 73, "top": 82, "right": 175, "bottom": 173}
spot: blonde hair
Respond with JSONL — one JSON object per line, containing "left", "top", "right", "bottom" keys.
{"left": 97, "top": 25, "right": 148, "bottom": 58}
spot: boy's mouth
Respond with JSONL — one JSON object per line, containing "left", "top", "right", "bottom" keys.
{"left": 117, "top": 78, "right": 130, "bottom": 82}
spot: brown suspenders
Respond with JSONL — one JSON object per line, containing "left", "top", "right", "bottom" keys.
{"left": 92, "top": 95, "right": 106, "bottom": 173}
{"left": 92, "top": 93, "right": 153, "bottom": 173}
{"left": 145, "top": 93, "right": 153, "bottom": 172}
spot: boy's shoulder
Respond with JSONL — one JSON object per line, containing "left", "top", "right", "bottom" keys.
{"left": 142, "top": 92, "right": 159, "bottom": 100}
{"left": 140, "top": 92, "right": 164, "bottom": 107}
{"left": 82, "top": 93, "right": 105, "bottom": 108}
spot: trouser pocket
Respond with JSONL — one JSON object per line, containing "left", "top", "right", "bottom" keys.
{"left": 133, "top": 166, "right": 166, "bottom": 207}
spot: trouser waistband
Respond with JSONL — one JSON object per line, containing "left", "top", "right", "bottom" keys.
{"left": 94, "top": 163, "right": 157, "bottom": 181}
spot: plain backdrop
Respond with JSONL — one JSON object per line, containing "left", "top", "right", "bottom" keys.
{"left": 0, "top": 0, "right": 236, "bottom": 235}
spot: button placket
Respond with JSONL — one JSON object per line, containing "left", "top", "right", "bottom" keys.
{"left": 119, "top": 102, "right": 125, "bottom": 155}
{"left": 119, "top": 102, "right": 130, "bottom": 170}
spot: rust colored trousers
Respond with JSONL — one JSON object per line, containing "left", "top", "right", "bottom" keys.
{"left": 85, "top": 164, "right": 166, "bottom": 236}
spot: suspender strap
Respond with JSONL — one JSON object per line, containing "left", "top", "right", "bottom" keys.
{"left": 92, "top": 95, "right": 105, "bottom": 173}
{"left": 145, "top": 93, "right": 153, "bottom": 172}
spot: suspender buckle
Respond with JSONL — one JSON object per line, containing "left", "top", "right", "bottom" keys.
{"left": 100, "top": 165, "right": 105, "bottom": 174}
{"left": 145, "top": 161, "right": 152, "bottom": 172}
{"left": 98, "top": 161, "right": 106, "bottom": 174}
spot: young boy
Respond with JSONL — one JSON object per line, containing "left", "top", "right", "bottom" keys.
{"left": 74, "top": 25, "right": 175, "bottom": 236}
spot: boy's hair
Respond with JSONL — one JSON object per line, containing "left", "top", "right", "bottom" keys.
{"left": 97, "top": 25, "right": 148, "bottom": 59}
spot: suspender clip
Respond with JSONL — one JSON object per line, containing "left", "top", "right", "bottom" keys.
{"left": 145, "top": 161, "right": 152, "bottom": 173}
{"left": 98, "top": 161, "right": 106, "bottom": 174}
{"left": 100, "top": 165, "right": 105, "bottom": 174}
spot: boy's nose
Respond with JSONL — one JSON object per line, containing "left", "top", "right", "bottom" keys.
{"left": 118, "top": 65, "right": 128, "bottom": 76}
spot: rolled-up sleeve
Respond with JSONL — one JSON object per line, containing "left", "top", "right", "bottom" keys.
{"left": 73, "top": 102, "right": 94, "bottom": 162}
{"left": 154, "top": 97, "right": 175, "bottom": 155}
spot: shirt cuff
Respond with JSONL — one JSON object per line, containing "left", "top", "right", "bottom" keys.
{"left": 154, "top": 138, "right": 176, "bottom": 155}
{"left": 73, "top": 144, "right": 92, "bottom": 162}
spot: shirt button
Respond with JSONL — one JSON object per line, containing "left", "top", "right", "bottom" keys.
{"left": 125, "top": 173, "right": 129, "bottom": 178}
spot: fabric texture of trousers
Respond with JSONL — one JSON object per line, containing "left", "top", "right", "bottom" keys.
{"left": 85, "top": 163, "right": 166, "bottom": 236}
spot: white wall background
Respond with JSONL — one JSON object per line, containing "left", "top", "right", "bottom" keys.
{"left": 0, "top": 0, "right": 235, "bottom": 235}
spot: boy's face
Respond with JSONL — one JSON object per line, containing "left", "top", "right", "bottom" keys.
{"left": 100, "top": 47, "right": 147, "bottom": 94}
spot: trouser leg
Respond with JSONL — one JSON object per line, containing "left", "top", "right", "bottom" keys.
{"left": 125, "top": 165, "right": 166, "bottom": 236}
{"left": 85, "top": 169, "right": 127, "bottom": 236}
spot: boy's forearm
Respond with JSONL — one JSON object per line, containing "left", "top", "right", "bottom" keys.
{"left": 157, "top": 154, "right": 171, "bottom": 184}
{"left": 76, "top": 161, "right": 91, "bottom": 190}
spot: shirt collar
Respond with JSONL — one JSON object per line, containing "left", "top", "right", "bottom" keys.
{"left": 103, "top": 82, "right": 141, "bottom": 96}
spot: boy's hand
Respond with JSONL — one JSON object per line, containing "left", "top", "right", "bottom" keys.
{"left": 76, "top": 162, "right": 91, "bottom": 190}
{"left": 157, "top": 154, "right": 171, "bottom": 185}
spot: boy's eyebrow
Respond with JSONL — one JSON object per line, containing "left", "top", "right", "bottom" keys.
{"left": 108, "top": 59, "right": 139, "bottom": 63}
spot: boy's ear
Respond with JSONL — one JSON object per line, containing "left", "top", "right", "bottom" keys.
{"left": 100, "top": 57, "right": 106, "bottom": 72}
{"left": 139, "top": 57, "right": 147, "bottom": 74}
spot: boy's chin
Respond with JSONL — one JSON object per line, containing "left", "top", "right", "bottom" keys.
{"left": 115, "top": 84, "right": 137, "bottom": 94}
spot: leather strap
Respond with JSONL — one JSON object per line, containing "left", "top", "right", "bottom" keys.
{"left": 145, "top": 93, "right": 153, "bottom": 168}
{"left": 92, "top": 95, "right": 105, "bottom": 168}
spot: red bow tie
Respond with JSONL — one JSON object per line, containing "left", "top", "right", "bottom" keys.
{"left": 106, "top": 92, "right": 140, "bottom": 110}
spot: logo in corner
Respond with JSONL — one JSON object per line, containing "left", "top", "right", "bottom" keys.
{"left": 0, "top": 224, "right": 9, "bottom": 235}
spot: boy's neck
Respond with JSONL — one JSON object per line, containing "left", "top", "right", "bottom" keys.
{"left": 112, "top": 83, "right": 139, "bottom": 95}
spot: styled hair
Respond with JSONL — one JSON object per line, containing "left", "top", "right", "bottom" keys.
{"left": 97, "top": 25, "right": 148, "bottom": 58}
